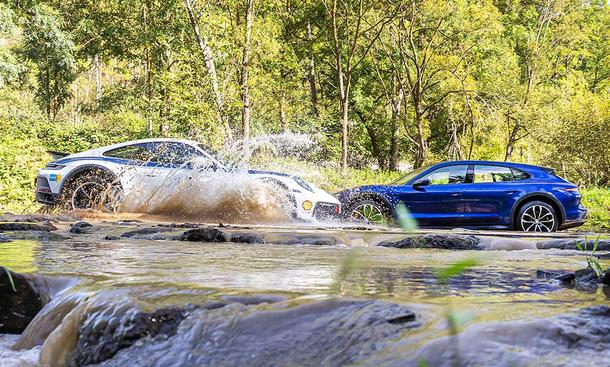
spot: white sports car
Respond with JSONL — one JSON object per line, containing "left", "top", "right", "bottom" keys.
{"left": 35, "top": 138, "right": 341, "bottom": 221}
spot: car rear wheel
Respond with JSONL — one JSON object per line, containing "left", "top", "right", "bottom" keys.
{"left": 517, "top": 201, "right": 558, "bottom": 232}
{"left": 62, "top": 171, "right": 122, "bottom": 212}
{"left": 347, "top": 199, "right": 392, "bottom": 226}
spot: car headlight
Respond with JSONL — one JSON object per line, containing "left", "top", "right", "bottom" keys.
{"left": 293, "top": 176, "right": 314, "bottom": 193}
{"left": 45, "top": 163, "right": 65, "bottom": 170}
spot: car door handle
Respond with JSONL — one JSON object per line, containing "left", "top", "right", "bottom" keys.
{"left": 450, "top": 192, "right": 461, "bottom": 196}
{"left": 145, "top": 174, "right": 157, "bottom": 178}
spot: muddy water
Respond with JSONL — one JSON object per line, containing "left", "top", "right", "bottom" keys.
{"left": 1, "top": 227, "right": 610, "bottom": 366}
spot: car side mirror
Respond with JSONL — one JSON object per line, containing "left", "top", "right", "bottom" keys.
{"left": 413, "top": 178, "right": 430, "bottom": 188}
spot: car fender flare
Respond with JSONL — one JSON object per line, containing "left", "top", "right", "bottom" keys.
{"left": 346, "top": 192, "right": 396, "bottom": 219}
{"left": 59, "top": 164, "right": 120, "bottom": 196}
{"left": 511, "top": 192, "right": 565, "bottom": 226}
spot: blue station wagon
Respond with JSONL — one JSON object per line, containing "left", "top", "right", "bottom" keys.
{"left": 336, "top": 161, "right": 587, "bottom": 232}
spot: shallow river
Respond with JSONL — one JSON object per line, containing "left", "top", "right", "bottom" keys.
{"left": 1, "top": 223, "right": 610, "bottom": 366}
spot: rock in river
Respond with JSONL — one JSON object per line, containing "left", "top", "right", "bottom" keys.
{"left": 379, "top": 234, "right": 481, "bottom": 250}
{"left": 0, "top": 267, "right": 43, "bottom": 334}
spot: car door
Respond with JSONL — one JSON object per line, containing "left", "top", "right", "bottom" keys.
{"left": 397, "top": 164, "right": 469, "bottom": 227}
{"left": 461, "top": 164, "right": 522, "bottom": 226}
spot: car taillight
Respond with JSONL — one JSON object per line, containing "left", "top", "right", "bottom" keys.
{"left": 335, "top": 204, "right": 341, "bottom": 214}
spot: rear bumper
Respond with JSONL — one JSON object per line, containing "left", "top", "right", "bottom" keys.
{"left": 560, "top": 205, "right": 587, "bottom": 230}
{"left": 559, "top": 220, "right": 586, "bottom": 230}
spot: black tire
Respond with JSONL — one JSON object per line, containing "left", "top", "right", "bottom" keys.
{"left": 60, "top": 170, "right": 121, "bottom": 212}
{"left": 516, "top": 201, "right": 559, "bottom": 232}
{"left": 346, "top": 198, "right": 393, "bottom": 226}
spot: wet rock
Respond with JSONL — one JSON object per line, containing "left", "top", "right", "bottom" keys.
{"left": 91, "top": 299, "right": 418, "bottom": 367}
{"left": 265, "top": 234, "right": 340, "bottom": 246}
{"left": 402, "top": 306, "right": 610, "bottom": 367}
{"left": 178, "top": 227, "right": 228, "bottom": 242}
{"left": 5, "top": 230, "right": 69, "bottom": 242}
{"left": 72, "top": 306, "right": 187, "bottom": 366}
{"left": 121, "top": 227, "right": 174, "bottom": 240}
{"left": 158, "top": 223, "right": 200, "bottom": 229}
{"left": 0, "top": 222, "right": 57, "bottom": 232}
{"left": 229, "top": 232, "right": 265, "bottom": 244}
{"left": 379, "top": 234, "right": 481, "bottom": 250}
{"left": 0, "top": 234, "right": 10, "bottom": 243}
{"left": 538, "top": 267, "right": 602, "bottom": 291}
{"left": 104, "top": 235, "right": 121, "bottom": 241}
{"left": 0, "top": 213, "right": 77, "bottom": 223}
{"left": 537, "top": 238, "right": 610, "bottom": 251}
{"left": 220, "top": 294, "right": 288, "bottom": 305}
{"left": 0, "top": 267, "right": 44, "bottom": 334}
{"left": 69, "top": 221, "right": 93, "bottom": 234}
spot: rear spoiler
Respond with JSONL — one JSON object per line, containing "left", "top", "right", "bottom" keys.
{"left": 47, "top": 150, "right": 70, "bottom": 161}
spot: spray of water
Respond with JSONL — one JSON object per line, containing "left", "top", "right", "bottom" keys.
{"left": 106, "top": 133, "right": 318, "bottom": 224}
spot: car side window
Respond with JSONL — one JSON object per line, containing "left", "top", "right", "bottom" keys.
{"left": 473, "top": 165, "right": 514, "bottom": 183}
{"left": 511, "top": 168, "right": 530, "bottom": 180}
{"left": 423, "top": 165, "right": 468, "bottom": 185}
{"left": 148, "top": 142, "right": 204, "bottom": 165}
{"left": 104, "top": 144, "right": 155, "bottom": 162}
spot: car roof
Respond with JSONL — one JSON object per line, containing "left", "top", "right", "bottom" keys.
{"left": 436, "top": 160, "right": 552, "bottom": 172}
{"left": 98, "top": 138, "right": 203, "bottom": 152}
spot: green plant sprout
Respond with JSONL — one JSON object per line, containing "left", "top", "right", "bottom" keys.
{"left": 575, "top": 235, "right": 604, "bottom": 278}
{"left": 4, "top": 267, "right": 17, "bottom": 292}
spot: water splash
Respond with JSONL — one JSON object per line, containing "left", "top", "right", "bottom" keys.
{"left": 109, "top": 133, "right": 317, "bottom": 223}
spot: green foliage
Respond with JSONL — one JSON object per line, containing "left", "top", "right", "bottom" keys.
{"left": 575, "top": 236, "right": 604, "bottom": 278}
{"left": 0, "top": 0, "right": 608, "bottom": 218}
{"left": 19, "top": 4, "right": 76, "bottom": 118}
{"left": 581, "top": 188, "right": 610, "bottom": 230}
{"left": 0, "top": 133, "right": 49, "bottom": 213}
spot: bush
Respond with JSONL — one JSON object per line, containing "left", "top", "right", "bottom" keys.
{"left": 581, "top": 187, "right": 610, "bottom": 230}
{"left": 0, "top": 135, "right": 49, "bottom": 213}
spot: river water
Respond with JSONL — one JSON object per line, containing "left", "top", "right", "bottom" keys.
{"left": 0, "top": 226, "right": 610, "bottom": 366}
{"left": 1, "top": 224, "right": 610, "bottom": 366}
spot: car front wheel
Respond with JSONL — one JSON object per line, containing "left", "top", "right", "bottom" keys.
{"left": 347, "top": 199, "right": 392, "bottom": 226}
{"left": 517, "top": 201, "right": 558, "bottom": 232}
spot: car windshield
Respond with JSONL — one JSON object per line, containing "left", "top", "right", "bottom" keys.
{"left": 196, "top": 144, "right": 230, "bottom": 171}
{"left": 389, "top": 164, "right": 432, "bottom": 185}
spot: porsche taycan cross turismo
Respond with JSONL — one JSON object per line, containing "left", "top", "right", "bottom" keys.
{"left": 35, "top": 138, "right": 341, "bottom": 221}
{"left": 337, "top": 161, "right": 587, "bottom": 232}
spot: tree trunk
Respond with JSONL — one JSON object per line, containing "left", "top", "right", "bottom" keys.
{"left": 240, "top": 0, "right": 254, "bottom": 140}
{"left": 144, "top": 0, "right": 153, "bottom": 136}
{"left": 94, "top": 54, "right": 102, "bottom": 105}
{"left": 306, "top": 22, "right": 319, "bottom": 118}
{"left": 183, "top": 0, "right": 232, "bottom": 140}
{"left": 389, "top": 113, "right": 399, "bottom": 171}
{"left": 279, "top": 90, "right": 287, "bottom": 132}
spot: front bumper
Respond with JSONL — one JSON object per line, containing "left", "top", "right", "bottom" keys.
{"left": 35, "top": 176, "right": 58, "bottom": 205}
{"left": 313, "top": 202, "right": 341, "bottom": 221}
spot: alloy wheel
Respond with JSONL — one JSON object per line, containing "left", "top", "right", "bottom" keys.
{"left": 350, "top": 203, "right": 386, "bottom": 225}
{"left": 521, "top": 205, "right": 555, "bottom": 232}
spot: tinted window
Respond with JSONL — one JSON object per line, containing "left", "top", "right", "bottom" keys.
{"left": 104, "top": 144, "right": 155, "bottom": 161}
{"left": 423, "top": 165, "right": 468, "bottom": 185}
{"left": 473, "top": 165, "right": 514, "bottom": 183}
